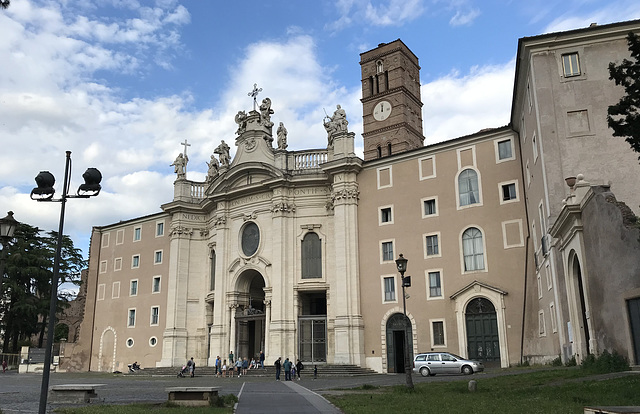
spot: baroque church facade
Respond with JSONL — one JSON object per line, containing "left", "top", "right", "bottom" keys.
{"left": 69, "top": 19, "right": 640, "bottom": 373}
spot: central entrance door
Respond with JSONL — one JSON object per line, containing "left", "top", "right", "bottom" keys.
{"left": 466, "top": 297, "right": 500, "bottom": 361}
{"left": 298, "top": 292, "right": 327, "bottom": 363}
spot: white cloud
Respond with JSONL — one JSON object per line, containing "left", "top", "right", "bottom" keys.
{"left": 421, "top": 60, "right": 515, "bottom": 144}
{"left": 449, "top": 8, "right": 480, "bottom": 27}
{"left": 326, "top": 0, "right": 426, "bottom": 31}
{"left": 542, "top": 1, "right": 640, "bottom": 34}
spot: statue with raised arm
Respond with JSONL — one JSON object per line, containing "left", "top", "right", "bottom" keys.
{"left": 259, "top": 97, "right": 274, "bottom": 127}
{"left": 207, "top": 153, "right": 219, "bottom": 180}
{"left": 235, "top": 110, "right": 248, "bottom": 135}
{"left": 277, "top": 122, "right": 288, "bottom": 150}
{"left": 323, "top": 104, "right": 349, "bottom": 145}
{"left": 171, "top": 153, "right": 188, "bottom": 178}
{"left": 214, "top": 140, "right": 231, "bottom": 167}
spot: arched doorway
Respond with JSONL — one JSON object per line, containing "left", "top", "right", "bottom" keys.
{"left": 98, "top": 327, "right": 116, "bottom": 372}
{"left": 465, "top": 298, "right": 500, "bottom": 362}
{"left": 573, "top": 256, "right": 591, "bottom": 357}
{"left": 386, "top": 313, "right": 413, "bottom": 373}
{"left": 234, "top": 270, "right": 266, "bottom": 361}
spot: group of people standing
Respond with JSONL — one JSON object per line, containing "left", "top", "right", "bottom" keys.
{"left": 273, "top": 357, "right": 304, "bottom": 381}
{"left": 211, "top": 350, "right": 266, "bottom": 378}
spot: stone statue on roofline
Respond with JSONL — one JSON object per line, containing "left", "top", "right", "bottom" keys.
{"left": 323, "top": 104, "right": 349, "bottom": 146}
{"left": 235, "top": 110, "right": 248, "bottom": 135}
{"left": 214, "top": 140, "right": 231, "bottom": 167}
{"left": 171, "top": 153, "right": 188, "bottom": 178}
{"left": 277, "top": 122, "right": 288, "bottom": 150}
{"left": 259, "top": 97, "right": 274, "bottom": 128}
{"left": 207, "top": 153, "right": 219, "bottom": 181}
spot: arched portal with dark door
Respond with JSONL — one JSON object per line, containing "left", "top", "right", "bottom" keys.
{"left": 386, "top": 313, "right": 413, "bottom": 373}
{"left": 465, "top": 297, "right": 500, "bottom": 362}
{"left": 572, "top": 256, "right": 591, "bottom": 356}
{"left": 234, "top": 270, "right": 266, "bottom": 362}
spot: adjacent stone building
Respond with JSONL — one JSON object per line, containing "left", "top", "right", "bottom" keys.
{"left": 69, "top": 19, "right": 640, "bottom": 373}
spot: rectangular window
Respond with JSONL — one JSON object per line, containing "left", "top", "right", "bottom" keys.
{"left": 151, "top": 306, "right": 159, "bottom": 325}
{"left": 380, "top": 207, "right": 393, "bottom": 224}
{"left": 133, "top": 226, "right": 141, "bottom": 241}
{"left": 116, "top": 229, "right": 124, "bottom": 245}
{"left": 537, "top": 273, "right": 542, "bottom": 299}
{"left": 97, "top": 284, "right": 105, "bottom": 301}
{"left": 550, "top": 303, "right": 557, "bottom": 333}
{"left": 154, "top": 250, "right": 163, "bottom": 264}
{"left": 156, "top": 222, "right": 164, "bottom": 237}
{"left": 532, "top": 132, "right": 538, "bottom": 162}
{"left": 497, "top": 139, "right": 513, "bottom": 160}
{"left": 545, "top": 264, "right": 552, "bottom": 291}
{"left": 112, "top": 281, "right": 120, "bottom": 299}
{"left": 423, "top": 198, "right": 437, "bottom": 216}
{"left": 383, "top": 276, "right": 396, "bottom": 302}
{"left": 128, "top": 309, "right": 136, "bottom": 327}
{"left": 562, "top": 53, "right": 580, "bottom": 77}
{"left": 432, "top": 321, "right": 445, "bottom": 346}
{"left": 538, "top": 310, "right": 546, "bottom": 336}
{"left": 132, "top": 255, "right": 140, "bottom": 268}
{"left": 502, "top": 183, "right": 517, "bottom": 201}
{"left": 101, "top": 233, "right": 110, "bottom": 248}
{"left": 130, "top": 280, "right": 138, "bottom": 296}
{"left": 99, "top": 260, "right": 107, "bottom": 274}
{"left": 381, "top": 241, "right": 394, "bottom": 262}
{"left": 153, "top": 276, "right": 161, "bottom": 293}
{"left": 428, "top": 271, "right": 442, "bottom": 298}
{"left": 426, "top": 235, "right": 439, "bottom": 257}
{"left": 210, "top": 250, "right": 216, "bottom": 290}
{"left": 114, "top": 257, "right": 122, "bottom": 271}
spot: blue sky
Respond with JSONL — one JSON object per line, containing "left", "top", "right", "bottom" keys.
{"left": 1, "top": 0, "right": 639, "bottom": 269}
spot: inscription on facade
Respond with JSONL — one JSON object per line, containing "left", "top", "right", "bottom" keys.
{"left": 230, "top": 193, "right": 272, "bottom": 207}
{"left": 182, "top": 213, "right": 204, "bottom": 221}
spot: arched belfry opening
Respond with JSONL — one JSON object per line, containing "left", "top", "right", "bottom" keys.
{"left": 234, "top": 269, "right": 266, "bottom": 361}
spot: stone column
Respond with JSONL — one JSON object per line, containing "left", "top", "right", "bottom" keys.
{"left": 229, "top": 304, "right": 238, "bottom": 358}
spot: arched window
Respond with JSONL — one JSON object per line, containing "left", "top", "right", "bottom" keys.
{"left": 377, "top": 146, "right": 382, "bottom": 158}
{"left": 376, "top": 60, "right": 384, "bottom": 73}
{"left": 302, "top": 232, "right": 322, "bottom": 279}
{"left": 387, "top": 143, "right": 392, "bottom": 156}
{"left": 462, "top": 227, "right": 485, "bottom": 271}
{"left": 458, "top": 169, "right": 480, "bottom": 206}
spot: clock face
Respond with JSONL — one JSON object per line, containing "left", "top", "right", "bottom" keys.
{"left": 241, "top": 222, "right": 260, "bottom": 256}
{"left": 373, "top": 100, "right": 392, "bottom": 121}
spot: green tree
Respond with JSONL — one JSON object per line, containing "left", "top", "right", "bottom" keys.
{"left": 1, "top": 1, "right": 9, "bottom": 10}
{"left": 608, "top": 32, "right": 640, "bottom": 159}
{"left": 0, "top": 224, "right": 86, "bottom": 353}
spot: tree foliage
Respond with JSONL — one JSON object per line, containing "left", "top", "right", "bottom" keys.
{"left": 608, "top": 32, "right": 640, "bottom": 160}
{"left": 0, "top": 223, "right": 86, "bottom": 353}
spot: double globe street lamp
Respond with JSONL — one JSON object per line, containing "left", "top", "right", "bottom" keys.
{"left": 395, "top": 253, "right": 414, "bottom": 389}
{"left": 31, "top": 151, "right": 102, "bottom": 414}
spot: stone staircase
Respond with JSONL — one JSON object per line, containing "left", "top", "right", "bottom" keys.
{"left": 129, "top": 364, "right": 377, "bottom": 377}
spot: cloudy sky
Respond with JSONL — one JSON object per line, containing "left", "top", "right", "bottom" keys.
{"left": 1, "top": 0, "right": 639, "bottom": 260}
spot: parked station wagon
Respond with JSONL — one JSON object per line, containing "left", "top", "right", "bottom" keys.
{"left": 413, "top": 352, "right": 484, "bottom": 376}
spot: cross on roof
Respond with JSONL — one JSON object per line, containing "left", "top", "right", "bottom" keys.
{"left": 248, "top": 83, "right": 262, "bottom": 111}
{"left": 181, "top": 139, "right": 191, "bottom": 157}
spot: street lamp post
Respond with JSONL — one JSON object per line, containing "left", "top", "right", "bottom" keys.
{"left": 31, "top": 151, "right": 102, "bottom": 414}
{"left": 395, "top": 253, "right": 414, "bottom": 389}
{"left": 0, "top": 211, "right": 19, "bottom": 326}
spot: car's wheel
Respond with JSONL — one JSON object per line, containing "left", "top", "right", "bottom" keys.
{"left": 461, "top": 365, "right": 473, "bottom": 375}
{"left": 419, "top": 367, "right": 430, "bottom": 377}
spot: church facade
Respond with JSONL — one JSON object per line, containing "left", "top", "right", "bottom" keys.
{"left": 70, "top": 19, "right": 640, "bottom": 373}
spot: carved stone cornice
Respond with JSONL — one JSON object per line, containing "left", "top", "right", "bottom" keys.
{"left": 242, "top": 212, "right": 258, "bottom": 221}
{"left": 331, "top": 188, "right": 360, "bottom": 203}
{"left": 271, "top": 202, "right": 296, "bottom": 214}
{"left": 170, "top": 225, "right": 193, "bottom": 237}
{"left": 214, "top": 215, "right": 227, "bottom": 228}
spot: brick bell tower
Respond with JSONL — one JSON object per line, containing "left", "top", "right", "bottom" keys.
{"left": 360, "top": 39, "right": 425, "bottom": 161}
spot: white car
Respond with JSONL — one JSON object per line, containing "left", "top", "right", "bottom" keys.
{"left": 413, "top": 352, "right": 484, "bottom": 376}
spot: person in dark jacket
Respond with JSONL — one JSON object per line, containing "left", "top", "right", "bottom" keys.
{"left": 274, "top": 357, "right": 282, "bottom": 381}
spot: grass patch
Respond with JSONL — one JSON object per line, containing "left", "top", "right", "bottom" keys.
{"left": 326, "top": 369, "right": 640, "bottom": 414}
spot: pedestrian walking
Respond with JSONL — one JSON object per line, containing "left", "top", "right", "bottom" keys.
{"left": 215, "top": 356, "right": 221, "bottom": 377}
{"left": 274, "top": 357, "right": 282, "bottom": 381}
{"left": 314, "top": 364, "right": 317, "bottom": 379}
{"left": 2, "top": 359, "right": 7, "bottom": 373}
{"left": 189, "top": 357, "right": 195, "bottom": 377}
{"left": 235, "top": 358, "right": 242, "bottom": 377}
{"left": 259, "top": 350, "right": 265, "bottom": 369}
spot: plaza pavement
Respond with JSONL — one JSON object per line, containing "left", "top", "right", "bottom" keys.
{"left": 1, "top": 367, "right": 637, "bottom": 413}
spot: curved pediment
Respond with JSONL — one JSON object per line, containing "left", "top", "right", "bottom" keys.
{"left": 206, "top": 162, "right": 285, "bottom": 196}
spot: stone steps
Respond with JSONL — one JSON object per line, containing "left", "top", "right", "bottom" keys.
{"left": 129, "top": 364, "right": 377, "bottom": 377}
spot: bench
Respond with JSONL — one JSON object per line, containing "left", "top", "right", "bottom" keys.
{"left": 49, "top": 384, "right": 104, "bottom": 404}
{"left": 585, "top": 407, "right": 640, "bottom": 414}
{"left": 166, "top": 386, "right": 219, "bottom": 407}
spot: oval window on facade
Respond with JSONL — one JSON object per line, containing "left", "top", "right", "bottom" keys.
{"left": 241, "top": 222, "right": 260, "bottom": 257}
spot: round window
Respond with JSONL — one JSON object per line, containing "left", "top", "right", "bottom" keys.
{"left": 149, "top": 337, "right": 157, "bottom": 347}
{"left": 126, "top": 338, "right": 134, "bottom": 348}
{"left": 241, "top": 222, "right": 260, "bottom": 257}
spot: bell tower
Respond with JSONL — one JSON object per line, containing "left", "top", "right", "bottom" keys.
{"left": 360, "top": 39, "right": 424, "bottom": 161}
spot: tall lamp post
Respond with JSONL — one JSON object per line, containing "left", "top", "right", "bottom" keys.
{"left": 0, "top": 211, "right": 19, "bottom": 324}
{"left": 31, "top": 151, "right": 102, "bottom": 414}
{"left": 395, "top": 253, "right": 414, "bottom": 389}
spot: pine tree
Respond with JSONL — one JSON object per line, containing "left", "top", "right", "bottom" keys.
{"left": 607, "top": 32, "right": 640, "bottom": 160}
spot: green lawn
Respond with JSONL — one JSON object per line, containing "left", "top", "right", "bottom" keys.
{"left": 326, "top": 370, "right": 640, "bottom": 414}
